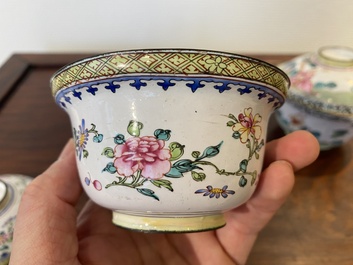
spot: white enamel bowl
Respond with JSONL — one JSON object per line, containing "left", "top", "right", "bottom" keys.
{"left": 50, "top": 49, "right": 289, "bottom": 232}
{"left": 275, "top": 46, "right": 353, "bottom": 150}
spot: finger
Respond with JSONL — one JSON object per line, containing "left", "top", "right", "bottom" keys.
{"left": 43, "top": 138, "right": 83, "bottom": 205}
{"left": 264, "top": 130, "right": 320, "bottom": 171}
{"left": 77, "top": 200, "right": 114, "bottom": 236}
{"left": 11, "top": 139, "right": 82, "bottom": 264}
{"left": 234, "top": 160, "right": 295, "bottom": 232}
{"left": 217, "top": 160, "right": 295, "bottom": 264}
{"left": 76, "top": 201, "right": 147, "bottom": 265}
{"left": 17, "top": 138, "right": 81, "bottom": 215}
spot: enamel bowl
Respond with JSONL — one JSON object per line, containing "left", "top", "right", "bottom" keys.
{"left": 50, "top": 49, "right": 289, "bottom": 232}
{"left": 275, "top": 46, "right": 353, "bottom": 150}
{"left": 0, "top": 174, "right": 32, "bottom": 264}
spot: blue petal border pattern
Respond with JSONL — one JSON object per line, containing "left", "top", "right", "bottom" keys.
{"left": 55, "top": 76, "right": 284, "bottom": 109}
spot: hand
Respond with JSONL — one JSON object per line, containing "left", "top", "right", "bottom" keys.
{"left": 10, "top": 131, "right": 319, "bottom": 265}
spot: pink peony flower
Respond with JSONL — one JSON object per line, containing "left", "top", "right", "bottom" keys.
{"left": 114, "top": 136, "right": 171, "bottom": 180}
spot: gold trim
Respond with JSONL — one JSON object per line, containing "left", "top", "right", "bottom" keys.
{"left": 50, "top": 49, "right": 289, "bottom": 97}
{"left": 112, "top": 211, "right": 226, "bottom": 232}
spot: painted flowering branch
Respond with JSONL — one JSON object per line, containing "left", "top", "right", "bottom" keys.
{"left": 87, "top": 123, "right": 104, "bottom": 143}
{"left": 227, "top": 108, "right": 265, "bottom": 187}
{"left": 105, "top": 170, "right": 148, "bottom": 189}
{"left": 165, "top": 141, "right": 235, "bottom": 180}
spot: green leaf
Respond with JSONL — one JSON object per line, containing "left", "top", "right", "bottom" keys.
{"left": 198, "top": 141, "right": 223, "bottom": 160}
{"left": 114, "top": 134, "right": 125, "bottom": 144}
{"left": 150, "top": 179, "right": 174, "bottom": 191}
{"left": 169, "top": 142, "right": 185, "bottom": 161}
{"left": 331, "top": 130, "right": 348, "bottom": 138}
{"left": 127, "top": 120, "right": 143, "bottom": 137}
{"left": 239, "top": 176, "right": 247, "bottom": 187}
{"left": 191, "top": 171, "right": 206, "bottom": 182}
{"left": 251, "top": 171, "right": 257, "bottom": 186}
{"left": 239, "top": 159, "right": 248, "bottom": 173}
{"left": 172, "top": 159, "right": 202, "bottom": 173}
{"left": 93, "top": 134, "right": 103, "bottom": 143}
{"left": 136, "top": 188, "right": 159, "bottom": 201}
{"left": 227, "top": 121, "right": 235, "bottom": 127}
{"left": 154, "top": 129, "right": 171, "bottom": 141}
{"left": 314, "top": 82, "right": 337, "bottom": 89}
{"left": 165, "top": 167, "right": 184, "bottom": 178}
{"left": 102, "top": 147, "right": 114, "bottom": 158}
{"left": 102, "top": 162, "right": 117, "bottom": 174}
{"left": 228, "top": 113, "right": 238, "bottom": 122}
{"left": 256, "top": 139, "right": 265, "bottom": 152}
{"left": 83, "top": 149, "right": 89, "bottom": 158}
{"left": 232, "top": 131, "right": 241, "bottom": 139}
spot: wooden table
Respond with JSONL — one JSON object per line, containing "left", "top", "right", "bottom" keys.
{"left": 1, "top": 53, "right": 352, "bottom": 264}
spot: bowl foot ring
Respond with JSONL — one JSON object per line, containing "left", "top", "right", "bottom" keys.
{"left": 112, "top": 211, "right": 226, "bottom": 233}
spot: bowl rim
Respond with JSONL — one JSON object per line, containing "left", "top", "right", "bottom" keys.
{"left": 287, "top": 92, "right": 353, "bottom": 119}
{"left": 50, "top": 48, "right": 290, "bottom": 97}
{"left": 318, "top": 45, "right": 353, "bottom": 67}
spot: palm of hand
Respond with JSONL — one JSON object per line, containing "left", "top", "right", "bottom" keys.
{"left": 76, "top": 202, "right": 235, "bottom": 265}
{"left": 10, "top": 131, "right": 319, "bottom": 265}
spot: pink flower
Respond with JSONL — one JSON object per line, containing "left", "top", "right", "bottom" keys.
{"left": 232, "top": 108, "right": 262, "bottom": 143}
{"left": 290, "top": 70, "right": 314, "bottom": 93}
{"left": 114, "top": 136, "right": 171, "bottom": 180}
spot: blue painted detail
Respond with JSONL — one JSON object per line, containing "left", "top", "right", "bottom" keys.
{"left": 267, "top": 97, "right": 275, "bottom": 103}
{"left": 214, "top": 83, "right": 231, "bottom": 93}
{"left": 186, "top": 80, "right": 205, "bottom": 92}
{"left": 310, "top": 130, "right": 321, "bottom": 138}
{"left": 237, "top": 86, "right": 252, "bottom": 95}
{"left": 130, "top": 79, "right": 147, "bottom": 90}
{"left": 104, "top": 83, "right": 120, "bottom": 93}
{"left": 157, "top": 79, "right": 176, "bottom": 90}
{"left": 72, "top": 90, "right": 82, "bottom": 100}
{"left": 87, "top": 86, "right": 99, "bottom": 95}
{"left": 64, "top": 95, "right": 71, "bottom": 104}
{"left": 55, "top": 75, "right": 284, "bottom": 109}
{"left": 258, "top": 92, "right": 267, "bottom": 99}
